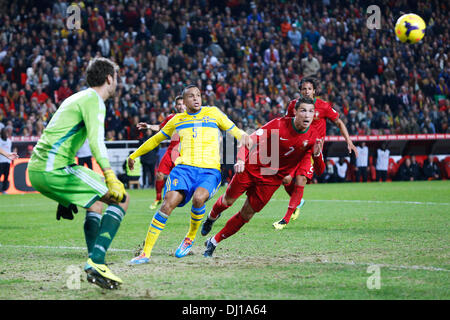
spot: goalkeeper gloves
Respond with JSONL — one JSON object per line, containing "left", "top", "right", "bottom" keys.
{"left": 56, "top": 203, "right": 78, "bottom": 220}
{"left": 104, "top": 169, "right": 126, "bottom": 203}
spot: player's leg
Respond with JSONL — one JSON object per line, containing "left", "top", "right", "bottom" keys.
{"left": 131, "top": 190, "right": 184, "bottom": 264}
{"left": 201, "top": 170, "right": 251, "bottom": 236}
{"left": 29, "top": 166, "right": 129, "bottom": 289}
{"left": 204, "top": 198, "right": 254, "bottom": 257}
{"left": 274, "top": 175, "right": 307, "bottom": 229}
{"left": 175, "top": 168, "right": 221, "bottom": 258}
{"left": 204, "top": 183, "right": 279, "bottom": 257}
{"left": 131, "top": 165, "right": 191, "bottom": 264}
{"left": 174, "top": 187, "right": 209, "bottom": 258}
{"left": 85, "top": 193, "right": 130, "bottom": 289}
{"left": 151, "top": 150, "right": 174, "bottom": 209}
{"left": 151, "top": 171, "right": 166, "bottom": 209}
{"left": 83, "top": 200, "right": 103, "bottom": 259}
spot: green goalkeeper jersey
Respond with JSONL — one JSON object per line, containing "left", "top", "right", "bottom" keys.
{"left": 28, "top": 88, "right": 111, "bottom": 172}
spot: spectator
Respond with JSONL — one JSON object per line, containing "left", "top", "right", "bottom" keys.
{"left": 397, "top": 156, "right": 421, "bottom": 181}
{"left": 118, "top": 151, "right": 142, "bottom": 189}
{"left": 57, "top": 80, "right": 72, "bottom": 103}
{"left": 0, "top": 128, "right": 13, "bottom": 193}
{"left": 88, "top": 7, "right": 106, "bottom": 34}
{"left": 319, "top": 158, "right": 337, "bottom": 183}
{"left": 301, "top": 52, "right": 320, "bottom": 77}
{"left": 355, "top": 141, "right": 369, "bottom": 182}
{"left": 264, "top": 44, "right": 279, "bottom": 65}
{"left": 375, "top": 142, "right": 390, "bottom": 182}
{"left": 423, "top": 156, "right": 441, "bottom": 180}
{"left": 335, "top": 157, "right": 348, "bottom": 182}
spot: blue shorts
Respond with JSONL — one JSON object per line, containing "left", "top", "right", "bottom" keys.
{"left": 163, "top": 164, "right": 222, "bottom": 207}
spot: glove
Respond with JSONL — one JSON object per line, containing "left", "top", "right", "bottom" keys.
{"left": 104, "top": 169, "right": 126, "bottom": 203}
{"left": 56, "top": 203, "right": 78, "bottom": 220}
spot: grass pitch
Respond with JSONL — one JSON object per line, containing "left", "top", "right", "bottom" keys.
{"left": 0, "top": 181, "right": 449, "bottom": 300}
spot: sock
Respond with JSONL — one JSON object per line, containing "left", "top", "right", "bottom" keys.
{"left": 283, "top": 185, "right": 304, "bottom": 224}
{"left": 84, "top": 211, "right": 102, "bottom": 258}
{"left": 186, "top": 204, "right": 205, "bottom": 240}
{"left": 209, "top": 195, "right": 230, "bottom": 220}
{"left": 155, "top": 179, "right": 165, "bottom": 201}
{"left": 91, "top": 204, "right": 126, "bottom": 264}
{"left": 213, "top": 211, "right": 248, "bottom": 244}
{"left": 283, "top": 180, "right": 295, "bottom": 197}
{"left": 142, "top": 210, "right": 168, "bottom": 257}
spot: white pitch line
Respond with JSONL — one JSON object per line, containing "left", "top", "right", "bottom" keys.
{"left": 1, "top": 198, "right": 449, "bottom": 209}
{"left": 0, "top": 243, "right": 448, "bottom": 272}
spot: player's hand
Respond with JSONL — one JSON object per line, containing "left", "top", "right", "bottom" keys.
{"left": 56, "top": 203, "right": 78, "bottom": 220}
{"left": 7, "top": 152, "right": 19, "bottom": 161}
{"left": 137, "top": 122, "right": 150, "bottom": 131}
{"left": 234, "top": 159, "right": 245, "bottom": 173}
{"left": 348, "top": 141, "right": 358, "bottom": 157}
{"left": 313, "top": 138, "right": 324, "bottom": 157}
{"left": 104, "top": 169, "right": 126, "bottom": 203}
{"left": 282, "top": 175, "right": 293, "bottom": 185}
{"left": 127, "top": 157, "right": 135, "bottom": 171}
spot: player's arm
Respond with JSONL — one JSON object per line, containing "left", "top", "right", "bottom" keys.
{"left": 81, "top": 98, "right": 125, "bottom": 202}
{"left": 235, "top": 130, "right": 260, "bottom": 173}
{"left": 333, "top": 117, "right": 358, "bottom": 157}
{"left": 137, "top": 122, "right": 160, "bottom": 131}
{"left": 312, "top": 138, "right": 325, "bottom": 176}
{"left": 128, "top": 118, "right": 176, "bottom": 169}
{"left": 0, "top": 147, "right": 19, "bottom": 161}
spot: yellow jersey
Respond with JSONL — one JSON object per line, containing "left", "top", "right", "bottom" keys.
{"left": 130, "top": 106, "right": 245, "bottom": 170}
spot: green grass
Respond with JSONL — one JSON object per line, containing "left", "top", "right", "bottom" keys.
{"left": 0, "top": 181, "right": 449, "bottom": 300}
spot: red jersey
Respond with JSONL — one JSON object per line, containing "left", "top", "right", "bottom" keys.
{"left": 160, "top": 113, "right": 180, "bottom": 151}
{"left": 237, "top": 117, "right": 320, "bottom": 185}
{"left": 286, "top": 98, "right": 339, "bottom": 138}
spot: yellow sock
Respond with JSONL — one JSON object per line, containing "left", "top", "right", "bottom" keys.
{"left": 186, "top": 205, "right": 205, "bottom": 240}
{"left": 142, "top": 211, "right": 168, "bottom": 257}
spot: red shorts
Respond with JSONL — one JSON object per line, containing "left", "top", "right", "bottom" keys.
{"left": 293, "top": 155, "right": 314, "bottom": 180}
{"left": 157, "top": 148, "right": 179, "bottom": 175}
{"left": 225, "top": 170, "right": 280, "bottom": 212}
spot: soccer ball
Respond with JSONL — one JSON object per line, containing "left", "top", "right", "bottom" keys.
{"left": 394, "top": 13, "right": 426, "bottom": 44}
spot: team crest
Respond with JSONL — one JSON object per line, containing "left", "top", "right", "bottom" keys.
{"left": 173, "top": 179, "right": 178, "bottom": 186}
{"left": 314, "top": 111, "right": 320, "bottom": 120}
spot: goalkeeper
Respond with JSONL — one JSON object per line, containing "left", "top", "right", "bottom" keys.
{"left": 28, "top": 57, "right": 128, "bottom": 290}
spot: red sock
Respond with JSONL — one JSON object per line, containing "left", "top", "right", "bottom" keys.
{"left": 213, "top": 211, "right": 248, "bottom": 244}
{"left": 283, "top": 180, "right": 295, "bottom": 197}
{"left": 209, "top": 195, "right": 230, "bottom": 220}
{"left": 155, "top": 179, "right": 165, "bottom": 201}
{"left": 283, "top": 185, "right": 304, "bottom": 224}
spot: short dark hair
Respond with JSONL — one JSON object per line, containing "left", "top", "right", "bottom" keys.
{"left": 295, "top": 95, "right": 315, "bottom": 110}
{"left": 86, "top": 57, "right": 119, "bottom": 87}
{"left": 175, "top": 95, "right": 183, "bottom": 103}
{"left": 298, "top": 77, "right": 319, "bottom": 94}
{"left": 182, "top": 85, "right": 198, "bottom": 98}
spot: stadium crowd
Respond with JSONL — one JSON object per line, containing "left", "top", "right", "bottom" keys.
{"left": 0, "top": 0, "right": 448, "bottom": 141}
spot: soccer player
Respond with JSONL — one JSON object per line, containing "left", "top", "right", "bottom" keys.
{"left": 137, "top": 96, "right": 186, "bottom": 210}
{"left": 272, "top": 77, "right": 358, "bottom": 229}
{"left": 28, "top": 57, "right": 129, "bottom": 290}
{"left": 128, "top": 85, "right": 251, "bottom": 264}
{"left": 201, "top": 95, "right": 325, "bottom": 257}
